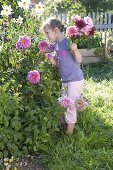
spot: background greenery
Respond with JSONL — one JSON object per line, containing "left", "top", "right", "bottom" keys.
{"left": 1, "top": 0, "right": 113, "bottom": 17}
{"left": 44, "top": 0, "right": 113, "bottom": 13}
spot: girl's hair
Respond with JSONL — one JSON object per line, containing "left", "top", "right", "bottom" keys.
{"left": 41, "top": 18, "right": 65, "bottom": 32}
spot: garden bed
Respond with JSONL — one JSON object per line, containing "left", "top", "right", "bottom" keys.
{"left": 18, "top": 155, "right": 45, "bottom": 170}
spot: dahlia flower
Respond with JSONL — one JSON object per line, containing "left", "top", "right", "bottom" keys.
{"left": 72, "top": 15, "right": 81, "bottom": 21}
{"left": 37, "top": 40, "right": 49, "bottom": 52}
{"left": 16, "top": 35, "right": 31, "bottom": 50}
{"left": 66, "top": 26, "right": 78, "bottom": 37}
{"left": 74, "top": 15, "right": 96, "bottom": 36}
{"left": 75, "top": 19, "right": 86, "bottom": 29}
{"left": 76, "top": 96, "right": 89, "bottom": 111}
{"left": 81, "top": 25, "right": 91, "bottom": 36}
{"left": 58, "top": 96, "right": 74, "bottom": 108}
{"left": 89, "top": 26, "right": 96, "bottom": 36}
{"left": 27, "top": 70, "right": 40, "bottom": 84}
{"left": 84, "top": 16, "right": 94, "bottom": 27}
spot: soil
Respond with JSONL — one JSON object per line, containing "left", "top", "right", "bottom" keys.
{"left": 18, "top": 154, "right": 46, "bottom": 170}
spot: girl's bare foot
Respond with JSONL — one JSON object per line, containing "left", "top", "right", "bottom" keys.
{"left": 65, "top": 123, "right": 75, "bottom": 134}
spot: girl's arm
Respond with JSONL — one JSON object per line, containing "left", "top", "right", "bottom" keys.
{"left": 49, "top": 57, "right": 58, "bottom": 66}
{"left": 70, "top": 43, "right": 82, "bottom": 64}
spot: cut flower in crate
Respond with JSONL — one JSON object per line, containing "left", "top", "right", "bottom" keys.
{"left": 66, "top": 15, "right": 96, "bottom": 46}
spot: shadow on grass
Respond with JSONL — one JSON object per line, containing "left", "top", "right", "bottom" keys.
{"left": 82, "top": 57, "right": 113, "bottom": 82}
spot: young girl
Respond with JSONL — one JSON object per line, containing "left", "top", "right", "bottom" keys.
{"left": 41, "top": 18, "right": 84, "bottom": 134}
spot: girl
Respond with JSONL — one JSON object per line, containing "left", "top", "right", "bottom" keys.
{"left": 41, "top": 18, "right": 84, "bottom": 134}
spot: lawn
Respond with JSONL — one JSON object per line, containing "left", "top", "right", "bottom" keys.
{"left": 40, "top": 57, "right": 113, "bottom": 170}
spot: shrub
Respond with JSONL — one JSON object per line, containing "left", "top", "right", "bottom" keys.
{"left": 0, "top": 3, "right": 62, "bottom": 158}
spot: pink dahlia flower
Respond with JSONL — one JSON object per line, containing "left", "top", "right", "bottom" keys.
{"left": 27, "top": 70, "right": 40, "bottom": 84}
{"left": 76, "top": 96, "right": 89, "bottom": 111}
{"left": 80, "top": 25, "right": 91, "bottom": 36}
{"left": 38, "top": 40, "right": 49, "bottom": 52}
{"left": 16, "top": 35, "right": 31, "bottom": 50}
{"left": 72, "top": 15, "right": 81, "bottom": 22}
{"left": 81, "top": 25, "right": 96, "bottom": 36}
{"left": 58, "top": 96, "right": 74, "bottom": 108}
{"left": 84, "top": 16, "right": 94, "bottom": 27}
{"left": 66, "top": 26, "right": 78, "bottom": 37}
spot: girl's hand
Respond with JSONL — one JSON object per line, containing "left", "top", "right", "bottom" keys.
{"left": 70, "top": 43, "right": 78, "bottom": 51}
{"left": 45, "top": 53, "right": 49, "bottom": 58}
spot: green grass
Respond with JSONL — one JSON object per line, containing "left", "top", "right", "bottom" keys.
{"left": 42, "top": 58, "right": 113, "bottom": 170}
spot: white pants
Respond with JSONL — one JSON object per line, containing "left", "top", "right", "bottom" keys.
{"left": 61, "top": 80, "right": 84, "bottom": 123}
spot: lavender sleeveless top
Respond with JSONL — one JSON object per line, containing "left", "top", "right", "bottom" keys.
{"left": 55, "top": 37, "right": 84, "bottom": 83}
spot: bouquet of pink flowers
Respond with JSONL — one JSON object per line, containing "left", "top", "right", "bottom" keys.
{"left": 66, "top": 15, "right": 96, "bottom": 44}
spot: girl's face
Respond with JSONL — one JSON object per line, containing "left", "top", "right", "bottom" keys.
{"left": 44, "top": 25, "right": 57, "bottom": 43}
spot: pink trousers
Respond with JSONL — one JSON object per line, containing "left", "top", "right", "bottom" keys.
{"left": 61, "top": 80, "right": 84, "bottom": 124}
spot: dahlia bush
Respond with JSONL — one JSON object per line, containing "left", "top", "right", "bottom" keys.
{"left": 0, "top": 0, "right": 61, "bottom": 162}
{"left": 0, "top": 1, "right": 99, "bottom": 165}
